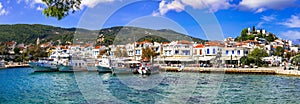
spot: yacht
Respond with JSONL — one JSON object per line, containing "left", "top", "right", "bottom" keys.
{"left": 29, "top": 48, "right": 70, "bottom": 72}
{"left": 29, "top": 59, "right": 58, "bottom": 72}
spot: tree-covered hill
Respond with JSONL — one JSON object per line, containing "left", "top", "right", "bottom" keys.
{"left": 235, "top": 26, "right": 277, "bottom": 42}
{"left": 0, "top": 24, "right": 75, "bottom": 45}
{"left": 0, "top": 24, "right": 205, "bottom": 46}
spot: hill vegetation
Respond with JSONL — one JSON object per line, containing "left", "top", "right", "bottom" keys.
{"left": 0, "top": 24, "right": 205, "bottom": 46}
{"left": 235, "top": 26, "right": 277, "bottom": 42}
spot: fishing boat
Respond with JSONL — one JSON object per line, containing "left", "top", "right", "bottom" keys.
{"left": 29, "top": 59, "right": 59, "bottom": 72}
{"left": 58, "top": 57, "right": 89, "bottom": 72}
{"left": 96, "top": 55, "right": 112, "bottom": 73}
{"left": 111, "top": 59, "right": 140, "bottom": 74}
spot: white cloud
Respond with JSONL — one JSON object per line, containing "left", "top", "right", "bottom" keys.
{"left": 36, "top": 6, "right": 43, "bottom": 11}
{"left": 239, "top": 0, "right": 295, "bottom": 13}
{"left": 282, "top": 30, "right": 300, "bottom": 40}
{"left": 0, "top": 2, "right": 8, "bottom": 16}
{"left": 280, "top": 15, "right": 300, "bottom": 28}
{"left": 261, "top": 15, "right": 276, "bottom": 22}
{"left": 153, "top": 0, "right": 232, "bottom": 16}
{"left": 153, "top": 0, "right": 184, "bottom": 16}
{"left": 256, "top": 15, "right": 276, "bottom": 28}
{"left": 254, "top": 8, "right": 265, "bottom": 13}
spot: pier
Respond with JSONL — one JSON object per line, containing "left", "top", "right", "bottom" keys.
{"left": 4, "top": 64, "right": 30, "bottom": 68}
{"left": 161, "top": 66, "right": 300, "bottom": 76}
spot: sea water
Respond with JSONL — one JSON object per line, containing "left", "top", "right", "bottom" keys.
{"left": 1, "top": 68, "right": 300, "bottom": 103}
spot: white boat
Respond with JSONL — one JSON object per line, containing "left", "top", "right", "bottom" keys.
{"left": 96, "top": 55, "right": 112, "bottom": 73}
{"left": 29, "top": 59, "right": 59, "bottom": 72}
{"left": 136, "top": 62, "right": 160, "bottom": 75}
{"left": 30, "top": 48, "right": 71, "bottom": 72}
{"left": 58, "top": 58, "right": 88, "bottom": 72}
{"left": 111, "top": 59, "right": 140, "bottom": 74}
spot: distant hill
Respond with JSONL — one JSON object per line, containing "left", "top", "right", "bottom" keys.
{"left": 0, "top": 24, "right": 205, "bottom": 46}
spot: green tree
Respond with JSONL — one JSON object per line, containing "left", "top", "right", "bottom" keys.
{"left": 13, "top": 47, "right": 21, "bottom": 55}
{"left": 241, "top": 28, "right": 248, "bottom": 37}
{"left": 42, "top": 0, "right": 81, "bottom": 20}
{"left": 292, "top": 55, "right": 300, "bottom": 66}
{"left": 114, "top": 47, "right": 127, "bottom": 58}
{"left": 141, "top": 47, "right": 157, "bottom": 61}
{"left": 249, "top": 48, "right": 269, "bottom": 58}
{"left": 0, "top": 43, "right": 7, "bottom": 55}
{"left": 248, "top": 48, "right": 269, "bottom": 66}
{"left": 274, "top": 46, "right": 284, "bottom": 57}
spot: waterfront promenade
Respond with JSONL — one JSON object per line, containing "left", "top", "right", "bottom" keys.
{"left": 161, "top": 66, "right": 300, "bottom": 76}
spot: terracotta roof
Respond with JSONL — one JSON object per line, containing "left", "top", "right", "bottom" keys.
{"left": 94, "top": 46, "right": 101, "bottom": 49}
{"left": 205, "top": 41, "right": 224, "bottom": 47}
{"left": 178, "top": 40, "right": 193, "bottom": 44}
{"left": 194, "top": 44, "right": 204, "bottom": 48}
{"left": 162, "top": 42, "right": 169, "bottom": 44}
{"left": 135, "top": 40, "right": 151, "bottom": 44}
{"left": 5, "top": 41, "right": 16, "bottom": 45}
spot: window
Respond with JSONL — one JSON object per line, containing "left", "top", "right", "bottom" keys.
{"left": 232, "top": 50, "right": 234, "bottom": 54}
{"left": 175, "top": 50, "right": 179, "bottom": 54}
{"left": 237, "top": 50, "right": 240, "bottom": 55}
{"left": 207, "top": 49, "right": 210, "bottom": 54}
{"left": 226, "top": 50, "right": 229, "bottom": 55}
{"left": 213, "top": 48, "right": 216, "bottom": 54}
{"left": 182, "top": 50, "right": 190, "bottom": 55}
{"left": 200, "top": 50, "right": 202, "bottom": 55}
{"left": 136, "top": 50, "right": 140, "bottom": 55}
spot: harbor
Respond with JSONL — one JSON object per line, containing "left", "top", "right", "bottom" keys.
{"left": 161, "top": 66, "right": 300, "bottom": 76}
{"left": 2, "top": 67, "right": 300, "bottom": 103}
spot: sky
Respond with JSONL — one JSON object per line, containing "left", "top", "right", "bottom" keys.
{"left": 1, "top": 0, "right": 300, "bottom": 42}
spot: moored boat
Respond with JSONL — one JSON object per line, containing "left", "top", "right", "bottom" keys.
{"left": 111, "top": 60, "right": 140, "bottom": 74}
{"left": 136, "top": 62, "right": 160, "bottom": 75}
{"left": 58, "top": 59, "right": 88, "bottom": 72}
{"left": 29, "top": 59, "right": 59, "bottom": 72}
{"left": 96, "top": 55, "right": 112, "bottom": 73}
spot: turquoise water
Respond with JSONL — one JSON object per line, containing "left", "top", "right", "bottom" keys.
{"left": 1, "top": 68, "right": 300, "bottom": 103}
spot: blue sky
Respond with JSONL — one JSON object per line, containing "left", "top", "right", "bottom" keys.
{"left": 1, "top": 0, "right": 300, "bottom": 41}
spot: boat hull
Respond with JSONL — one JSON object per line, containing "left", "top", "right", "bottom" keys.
{"left": 57, "top": 65, "right": 88, "bottom": 72}
{"left": 111, "top": 67, "right": 134, "bottom": 74}
{"left": 29, "top": 62, "right": 58, "bottom": 72}
{"left": 96, "top": 66, "right": 112, "bottom": 73}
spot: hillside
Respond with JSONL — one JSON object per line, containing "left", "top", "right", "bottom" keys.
{"left": 0, "top": 24, "right": 205, "bottom": 46}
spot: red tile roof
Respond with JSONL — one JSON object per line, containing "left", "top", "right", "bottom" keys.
{"left": 194, "top": 44, "right": 204, "bottom": 48}
{"left": 178, "top": 40, "right": 193, "bottom": 44}
{"left": 94, "top": 46, "right": 101, "bottom": 49}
